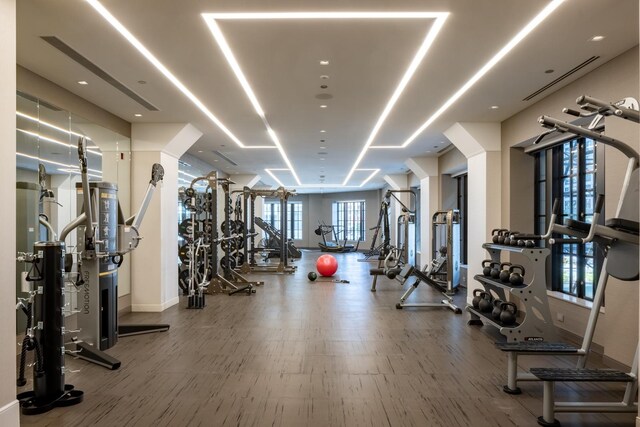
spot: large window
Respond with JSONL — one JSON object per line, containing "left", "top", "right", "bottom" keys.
{"left": 332, "top": 200, "right": 365, "bottom": 241}
{"left": 534, "top": 137, "right": 604, "bottom": 300}
{"left": 264, "top": 201, "right": 302, "bottom": 240}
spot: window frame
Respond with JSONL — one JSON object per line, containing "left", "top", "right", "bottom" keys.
{"left": 332, "top": 200, "right": 366, "bottom": 242}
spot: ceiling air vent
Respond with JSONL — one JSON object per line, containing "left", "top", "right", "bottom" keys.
{"left": 212, "top": 150, "right": 238, "bottom": 166}
{"left": 522, "top": 56, "right": 599, "bottom": 102}
{"left": 40, "top": 36, "right": 159, "bottom": 111}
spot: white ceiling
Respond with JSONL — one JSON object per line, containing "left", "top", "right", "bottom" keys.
{"left": 16, "top": 0, "right": 639, "bottom": 192}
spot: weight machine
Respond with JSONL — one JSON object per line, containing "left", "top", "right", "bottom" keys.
{"left": 492, "top": 95, "right": 639, "bottom": 425}
{"left": 179, "top": 172, "right": 260, "bottom": 309}
{"left": 239, "top": 187, "right": 299, "bottom": 273}
{"left": 396, "top": 209, "right": 461, "bottom": 312}
{"left": 369, "top": 189, "right": 416, "bottom": 291}
{"left": 69, "top": 139, "right": 169, "bottom": 370}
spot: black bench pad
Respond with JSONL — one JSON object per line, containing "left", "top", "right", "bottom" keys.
{"left": 565, "top": 219, "right": 590, "bottom": 232}
{"left": 495, "top": 342, "right": 578, "bottom": 353}
{"left": 605, "top": 218, "right": 639, "bottom": 235}
{"left": 530, "top": 368, "right": 634, "bottom": 382}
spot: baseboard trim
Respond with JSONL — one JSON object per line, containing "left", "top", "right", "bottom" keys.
{"left": 0, "top": 399, "right": 20, "bottom": 427}
{"left": 131, "top": 296, "right": 179, "bottom": 312}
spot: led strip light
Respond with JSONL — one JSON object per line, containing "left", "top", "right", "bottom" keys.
{"left": 88, "top": 1, "right": 564, "bottom": 189}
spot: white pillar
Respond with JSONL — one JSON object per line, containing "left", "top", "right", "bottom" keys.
{"left": 0, "top": 0, "right": 19, "bottom": 424}
{"left": 444, "top": 122, "right": 501, "bottom": 304}
{"left": 130, "top": 123, "right": 202, "bottom": 311}
{"left": 405, "top": 157, "right": 439, "bottom": 266}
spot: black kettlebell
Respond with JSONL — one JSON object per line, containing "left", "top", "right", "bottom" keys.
{"left": 525, "top": 240, "right": 535, "bottom": 248}
{"left": 517, "top": 239, "right": 526, "bottom": 247}
{"left": 472, "top": 289, "right": 484, "bottom": 309}
{"left": 478, "top": 292, "right": 493, "bottom": 313}
{"left": 504, "top": 231, "right": 518, "bottom": 246}
{"left": 492, "top": 299, "right": 504, "bottom": 320}
{"left": 499, "top": 262, "right": 512, "bottom": 282}
{"left": 489, "top": 262, "right": 501, "bottom": 279}
{"left": 491, "top": 229, "right": 501, "bottom": 244}
{"left": 481, "top": 260, "right": 493, "bottom": 277}
{"left": 509, "top": 265, "right": 525, "bottom": 286}
{"left": 500, "top": 302, "right": 518, "bottom": 325}
{"left": 497, "top": 230, "right": 507, "bottom": 245}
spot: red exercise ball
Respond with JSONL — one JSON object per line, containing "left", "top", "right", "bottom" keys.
{"left": 316, "top": 254, "right": 338, "bottom": 277}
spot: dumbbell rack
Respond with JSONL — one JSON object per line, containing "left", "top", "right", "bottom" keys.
{"left": 466, "top": 243, "right": 558, "bottom": 342}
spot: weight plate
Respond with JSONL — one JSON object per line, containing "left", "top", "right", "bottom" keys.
{"left": 236, "top": 236, "right": 245, "bottom": 249}
{"left": 201, "top": 219, "right": 214, "bottom": 234}
{"left": 178, "top": 244, "right": 191, "bottom": 264}
{"left": 185, "top": 187, "right": 195, "bottom": 197}
{"left": 220, "top": 220, "right": 236, "bottom": 234}
{"left": 178, "top": 269, "right": 190, "bottom": 295}
{"left": 221, "top": 238, "right": 237, "bottom": 252}
{"left": 235, "top": 221, "right": 245, "bottom": 234}
{"left": 179, "top": 219, "right": 194, "bottom": 238}
{"left": 236, "top": 252, "right": 245, "bottom": 266}
{"left": 220, "top": 255, "right": 237, "bottom": 270}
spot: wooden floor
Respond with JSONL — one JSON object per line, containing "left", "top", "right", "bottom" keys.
{"left": 20, "top": 251, "right": 636, "bottom": 426}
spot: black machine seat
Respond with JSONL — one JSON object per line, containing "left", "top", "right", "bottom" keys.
{"left": 495, "top": 342, "right": 578, "bottom": 353}
{"left": 565, "top": 219, "right": 590, "bottom": 233}
{"left": 605, "top": 218, "right": 639, "bottom": 235}
{"left": 530, "top": 368, "right": 634, "bottom": 383}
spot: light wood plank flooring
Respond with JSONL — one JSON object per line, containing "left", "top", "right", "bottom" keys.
{"left": 19, "top": 251, "right": 636, "bottom": 426}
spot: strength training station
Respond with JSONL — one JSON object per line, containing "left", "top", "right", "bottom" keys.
{"left": 1, "top": 1, "right": 639, "bottom": 426}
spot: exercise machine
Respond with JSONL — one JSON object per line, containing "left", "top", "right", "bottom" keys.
{"left": 495, "top": 95, "right": 638, "bottom": 425}
{"left": 369, "top": 189, "right": 416, "bottom": 291}
{"left": 68, "top": 138, "right": 169, "bottom": 370}
{"left": 396, "top": 210, "right": 461, "bottom": 311}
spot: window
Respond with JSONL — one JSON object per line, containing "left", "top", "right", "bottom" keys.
{"left": 263, "top": 201, "right": 302, "bottom": 240}
{"left": 332, "top": 200, "right": 365, "bottom": 241}
{"left": 534, "top": 137, "right": 604, "bottom": 300}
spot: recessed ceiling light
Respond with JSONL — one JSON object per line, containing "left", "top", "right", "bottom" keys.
{"left": 320, "top": 85, "right": 328, "bottom": 89}
{"left": 320, "top": 130, "right": 326, "bottom": 133}
{"left": 491, "top": 105, "right": 499, "bottom": 109}
{"left": 590, "top": 35, "right": 605, "bottom": 41}
{"left": 137, "top": 80, "right": 147, "bottom": 84}
{"left": 320, "top": 146, "right": 327, "bottom": 149}
{"left": 134, "top": 113, "right": 142, "bottom": 117}
{"left": 320, "top": 158, "right": 325, "bottom": 161}
{"left": 77, "top": 80, "right": 88, "bottom": 85}
{"left": 197, "top": 150, "right": 203, "bottom": 153}
{"left": 213, "top": 159, "right": 219, "bottom": 162}
{"left": 320, "top": 105, "right": 327, "bottom": 108}
{"left": 319, "top": 60, "right": 329, "bottom": 65}
{"left": 544, "top": 69, "right": 554, "bottom": 74}
{"left": 426, "top": 150, "right": 431, "bottom": 153}
{"left": 320, "top": 139, "right": 325, "bottom": 142}
{"left": 320, "top": 75, "right": 329, "bottom": 80}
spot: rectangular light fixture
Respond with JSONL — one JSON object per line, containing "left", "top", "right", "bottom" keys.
{"left": 86, "top": 0, "right": 276, "bottom": 150}
{"left": 266, "top": 168, "right": 378, "bottom": 188}
{"left": 373, "top": 0, "right": 566, "bottom": 149}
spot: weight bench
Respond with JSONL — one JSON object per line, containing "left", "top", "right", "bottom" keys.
{"left": 395, "top": 264, "right": 461, "bottom": 313}
{"left": 530, "top": 367, "right": 637, "bottom": 427}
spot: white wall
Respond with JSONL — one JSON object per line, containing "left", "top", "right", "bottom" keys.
{"left": 1, "top": 0, "right": 19, "bottom": 423}
{"left": 501, "top": 46, "right": 639, "bottom": 366}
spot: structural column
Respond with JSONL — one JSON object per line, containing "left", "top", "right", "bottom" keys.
{"left": 130, "top": 123, "right": 202, "bottom": 311}
{"left": 444, "top": 122, "right": 501, "bottom": 303}
{"left": 0, "top": 0, "right": 18, "bottom": 424}
{"left": 405, "top": 157, "right": 439, "bottom": 265}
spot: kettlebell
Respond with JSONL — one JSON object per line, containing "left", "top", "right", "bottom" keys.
{"left": 472, "top": 289, "right": 484, "bottom": 309}
{"left": 509, "top": 265, "right": 526, "bottom": 286}
{"left": 481, "top": 260, "right": 493, "bottom": 277}
{"left": 498, "top": 262, "right": 512, "bottom": 282}
{"left": 478, "top": 292, "right": 493, "bottom": 313}
{"left": 525, "top": 240, "right": 535, "bottom": 248}
{"left": 491, "top": 299, "right": 504, "bottom": 320}
{"left": 504, "top": 231, "right": 518, "bottom": 246}
{"left": 500, "top": 302, "right": 518, "bottom": 325}
{"left": 491, "top": 229, "right": 501, "bottom": 244}
{"left": 489, "top": 262, "right": 501, "bottom": 279}
{"left": 497, "top": 230, "right": 507, "bottom": 245}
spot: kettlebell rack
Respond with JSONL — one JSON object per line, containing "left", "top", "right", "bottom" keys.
{"left": 467, "top": 243, "right": 558, "bottom": 342}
